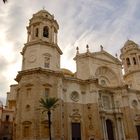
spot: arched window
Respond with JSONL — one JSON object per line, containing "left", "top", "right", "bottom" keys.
{"left": 35, "top": 28, "right": 39, "bottom": 37}
{"left": 44, "top": 88, "right": 49, "bottom": 97}
{"left": 43, "top": 26, "right": 49, "bottom": 38}
{"left": 23, "top": 126, "right": 30, "bottom": 138}
{"left": 133, "top": 57, "right": 137, "bottom": 65}
{"left": 26, "top": 88, "right": 31, "bottom": 97}
{"left": 126, "top": 58, "right": 130, "bottom": 66}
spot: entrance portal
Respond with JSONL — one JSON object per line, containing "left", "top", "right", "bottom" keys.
{"left": 71, "top": 123, "right": 81, "bottom": 140}
{"left": 106, "top": 119, "right": 114, "bottom": 140}
{"left": 136, "top": 125, "right": 140, "bottom": 140}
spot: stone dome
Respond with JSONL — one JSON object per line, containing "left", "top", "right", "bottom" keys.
{"left": 124, "top": 40, "right": 137, "bottom": 47}
{"left": 61, "top": 68, "right": 74, "bottom": 76}
{"left": 121, "top": 40, "right": 139, "bottom": 54}
{"left": 33, "top": 9, "right": 53, "bottom": 19}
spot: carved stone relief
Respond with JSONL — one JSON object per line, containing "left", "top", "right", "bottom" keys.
{"left": 70, "top": 91, "right": 79, "bottom": 102}
{"left": 70, "top": 109, "right": 81, "bottom": 122}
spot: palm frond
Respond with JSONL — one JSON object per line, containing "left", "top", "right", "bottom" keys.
{"left": 3, "top": 0, "right": 7, "bottom": 3}
{"left": 39, "top": 97, "right": 59, "bottom": 111}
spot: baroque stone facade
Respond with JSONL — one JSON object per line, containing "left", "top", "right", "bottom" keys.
{"left": 6, "top": 9, "right": 140, "bottom": 140}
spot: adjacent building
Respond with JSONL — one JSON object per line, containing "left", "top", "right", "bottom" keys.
{"left": 5, "top": 9, "right": 140, "bottom": 140}
{"left": 0, "top": 100, "right": 14, "bottom": 140}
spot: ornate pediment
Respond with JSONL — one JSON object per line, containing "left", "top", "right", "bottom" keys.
{"left": 94, "top": 51, "right": 121, "bottom": 64}
{"left": 70, "top": 109, "right": 81, "bottom": 122}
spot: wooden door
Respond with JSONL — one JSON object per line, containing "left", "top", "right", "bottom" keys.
{"left": 106, "top": 119, "right": 114, "bottom": 140}
{"left": 71, "top": 123, "right": 81, "bottom": 140}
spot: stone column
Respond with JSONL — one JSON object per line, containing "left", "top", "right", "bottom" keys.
{"left": 114, "top": 116, "right": 120, "bottom": 140}
{"left": 137, "top": 54, "right": 140, "bottom": 65}
{"left": 51, "top": 26, "right": 54, "bottom": 43}
{"left": 120, "top": 118, "right": 126, "bottom": 140}
{"left": 100, "top": 113, "right": 108, "bottom": 140}
{"left": 115, "top": 113, "right": 126, "bottom": 140}
{"left": 30, "top": 25, "right": 34, "bottom": 40}
{"left": 38, "top": 23, "right": 42, "bottom": 40}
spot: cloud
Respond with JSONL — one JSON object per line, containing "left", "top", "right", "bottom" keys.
{"left": 0, "top": 0, "right": 140, "bottom": 103}
{"left": 0, "top": 56, "right": 8, "bottom": 70}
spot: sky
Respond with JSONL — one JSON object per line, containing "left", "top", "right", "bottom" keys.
{"left": 0, "top": 0, "right": 140, "bottom": 104}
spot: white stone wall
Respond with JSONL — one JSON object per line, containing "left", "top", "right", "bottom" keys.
{"left": 23, "top": 44, "right": 60, "bottom": 71}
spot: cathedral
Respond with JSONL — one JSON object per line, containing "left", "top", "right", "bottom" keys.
{"left": 5, "top": 9, "right": 140, "bottom": 140}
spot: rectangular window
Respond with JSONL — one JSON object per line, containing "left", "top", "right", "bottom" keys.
{"left": 27, "top": 88, "right": 31, "bottom": 97}
{"left": 44, "top": 88, "right": 49, "bottom": 97}
{"left": 102, "top": 95, "right": 111, "bottom": 110}
{"left": 5, "top": 115, "right": 9, "bottom": 121}
{"left": 44, "top": 57, "right": 50, "bottom": 68}
{"left": 41, "top": 124, "right": 49, "bottom": 137}
{"left": 23, "top": 126, "right": 30, "bottom": 137}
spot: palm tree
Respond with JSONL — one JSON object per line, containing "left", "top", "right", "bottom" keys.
{"left": 39, "top": 97, "right": 59, "bottom": 140}
{"left": 3, "top": 0, "right": 7, "bottom": 3}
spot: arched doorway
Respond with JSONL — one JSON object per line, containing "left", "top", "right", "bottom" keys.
{"left": 106, "top": 119, "right": 114, "bottom": 140}
{"left": 136, "top": 125, "right": 140, "bottom": 140}
{"left": 71, "top": 123, "right": 81, "bottom": 140}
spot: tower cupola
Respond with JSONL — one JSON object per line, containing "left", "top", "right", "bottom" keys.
{"left": 120, "top": 40, "right": 140, "bottom": 90}
{"left": 27, "top": 9, "right": 59, "bottom": 44}
{"left": 120, "top": 40, "right": 140, "bottom": 74}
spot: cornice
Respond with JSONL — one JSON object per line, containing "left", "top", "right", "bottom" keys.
{"left": 15, "top": 68, "right": 140, "bottom": 95}
{"left": 21, "top": 40, "right": 63, "bottom": 55}
{"left": 98, "top": 83, "right": 140, "bottom": 94}
{"left": 15, "top": 67, "right": 63, "bottom": 82}
{"left": 73, "top": 52, "right": 92, "bottom": 60}
{"left": 124, "top": 69, "right": 140, "bottom": 78}
{"left": 63, "top": 77, "right": 98, "bottom": 85}
{"left": 127, "top": 88, "right": 140, "bottom": 94}
{"left": 94, "top": 50, "right": 121, "bottom": 64}
{"left": 62, "top": 76, "right": 127, "bottom": 91}
{"left": 97, "top": 84, "right": 128, "bottom": 93}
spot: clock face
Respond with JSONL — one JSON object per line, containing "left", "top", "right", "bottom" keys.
{"left": 28, "top": 54, "right": 36, "bottom": 62}
{"left": 28, "top": 50, "right": 37, "bottom": 63}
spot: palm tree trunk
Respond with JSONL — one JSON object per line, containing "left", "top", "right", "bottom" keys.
{"left": 48, "top": 110, "right": 51, "bottom": 140}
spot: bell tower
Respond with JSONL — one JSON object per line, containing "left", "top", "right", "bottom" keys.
{"left": 21, "top": 9, "right": 62, "bottom": 71}
{"left": 120, "top": 40, "right": 140, "bottom": 90}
